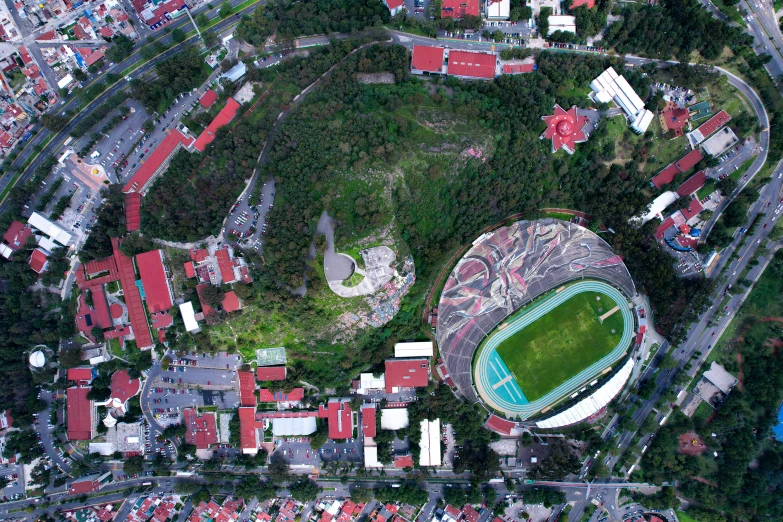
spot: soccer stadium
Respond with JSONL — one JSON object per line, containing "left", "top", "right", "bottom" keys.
{"left": 437, "top": 219, "right": 639, "bottom": 425}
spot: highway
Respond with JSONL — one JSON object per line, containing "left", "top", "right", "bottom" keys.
{"left": 0, "top": 0, "right": 263, "bottom": 212}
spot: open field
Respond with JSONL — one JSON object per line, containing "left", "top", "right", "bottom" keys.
{"left": 494, "top": 289, "right": 625, "bottom": 401}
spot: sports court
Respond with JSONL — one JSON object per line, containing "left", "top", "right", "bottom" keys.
{"left": 474, "top": 280, "right": 634, "bottom": 419}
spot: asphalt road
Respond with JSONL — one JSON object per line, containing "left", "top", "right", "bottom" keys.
{"left": 0, "top": 0, "right": 262, "bottom": 212}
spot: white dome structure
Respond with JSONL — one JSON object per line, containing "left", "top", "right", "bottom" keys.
{"left": 29, "top": 351, "right": 46, "bottom": 368}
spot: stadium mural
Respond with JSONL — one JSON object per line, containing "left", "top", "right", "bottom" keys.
{"left": 437, "top": 218, "right": 639, "bottom": 424}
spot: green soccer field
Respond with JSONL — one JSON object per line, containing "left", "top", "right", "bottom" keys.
{"left": 494, "top": 290, "right": 625, "bottom": 401}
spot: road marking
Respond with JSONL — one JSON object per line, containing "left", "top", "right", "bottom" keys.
{"left": 398, "top": 35, "right": 411, "bottom": 42}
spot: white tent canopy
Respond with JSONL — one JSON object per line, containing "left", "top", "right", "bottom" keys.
{"left": 271, "top": 417, "right": 317, "bottom": 436}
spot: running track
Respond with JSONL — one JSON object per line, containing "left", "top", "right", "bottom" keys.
{"left": 474, "top": 280, "right": 634, "bottom": 419}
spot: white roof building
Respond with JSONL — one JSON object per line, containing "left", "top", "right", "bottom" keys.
{"left": 28, "top": 212, "right": 72, "bottom": 246}
{"left": 271, "top": 417, "right": 317, "bottom": 436}
{"left": 221, "top": 62, "right": 247, "bottom": 83}
{"left": 57, "top": 74, "right": 74, "bottom": 90}
{"left": 535, "top": 358, "right": 634, "bottom": 429}
{"left": 364, "top": 441, "right": 382, "bottom": 468}
{"left": 179, "top": 302, "right": 200, "bottom": 333}
{"left": 357, "top": 373, "right": 386, "bottom": 394}
{"left": 381, "top": 408, "right": 410, "bottom": 430}
{"left": 486, "top": 0, "right": 510, "bottom": 19}
{"left": 394, "top": 341, "right": 434, "bottom": 358}
{"left": 590, "top": 67, "right": 653, "bottom": 134}
{"left": 548, "top": 15, "right": 576, "bottom": 35}
{"left": 419, "top": 418, "right": 442, "bottom": 466}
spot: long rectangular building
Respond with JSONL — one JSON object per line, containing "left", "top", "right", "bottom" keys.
{"left": 122, "top": 129, "right": 194, "bottom": 194}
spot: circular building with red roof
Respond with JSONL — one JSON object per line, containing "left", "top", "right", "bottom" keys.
{"left": 541, "top": 104, "right": 590, "bottom": 154}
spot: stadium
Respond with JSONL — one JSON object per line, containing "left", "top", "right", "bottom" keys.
{"left": 436, "top": 218, "right": 639, "bottom": 425}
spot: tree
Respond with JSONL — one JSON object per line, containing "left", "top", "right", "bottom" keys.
{"left": 59, "top": 346, "right": 83, "bottom": 369}
{"left": 142, "top": 119, "right": 155, "bottom": 133}
{"left": 219, "top": 1, "right": 233, "bottom": 18}
{"left": 172, "top": 28, "right": 186, "bottom": 43}
{"left": 289, "top": 479, "right": 320, "bottom": 502}
{"left": 123, "top": 455, "right": 144, "bottom": 476}
{"left": 90, "top": 326, "right": 105, "bottom": 342}
{"left": 41, "top": 114, "right": 68, "bottom": 131}
{"left": 351, "top": 486, "right": 374, "bottom": 503}
{"left": 199, "top": 284, "right": 225, "bottom": 310}
{"left": 106, "top": 34, "right": 135, "bottom": 63}
{"left": 197, "top": 13, "right": 210, "bottom": 27}
{"left": 268, "top": 458, "right": 290, "bottom": 482}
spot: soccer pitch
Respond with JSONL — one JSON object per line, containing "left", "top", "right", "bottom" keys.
{"left": 494, "top": 289, "right": 625, "bottom": 402}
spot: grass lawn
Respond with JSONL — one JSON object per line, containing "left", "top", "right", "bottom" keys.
{"left": 494, "top": 290, "right": 625, "bottom": 401}
{"left": 675, "top": 510, "right": 703, "bottom": 522}
{"left": 728, "top": 158, "right": 755, "bottom": 183}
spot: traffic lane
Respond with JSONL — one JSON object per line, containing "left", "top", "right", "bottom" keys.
{"left": 1, "top": 2, "right": 252, "bottom": 208}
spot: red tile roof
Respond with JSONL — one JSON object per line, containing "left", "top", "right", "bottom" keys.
{"left": 441, "top": 0, "right": 479, "bottom": 18}
{"left": 66, "top": 387, "right": 93, "bottom": 440}
{"left": 651, "top": 164, "right": 680, "bottom": 189}
{"left": 680, "top": 198, "right": 704, "bottom": 221}
{"left": 696, "top": 109, "right": 731, "bottom": 139}
{"left": 662, "top": 107, "right": 690, "bottom": 132}
{"left": 258, "top": 388, "right": 305, "bottom": 402}
{"left": 125, "top": 192, "right": 141, "bottom": 232}
{"left": 122, "top": 129, "right": 194, "bottom": 193}
{"left": 112, "top": 238, "right": 154, "bottom": 349}
{"left": 215, "top": 247, "right": 236, "bottom": 283}
{"left": 35, "top": 30, "right": 56, "bottom": 40}
{"left": 184, "top": 261, "right": 196, "bottom": 278}
{"left": 29, "top": 248, "right": 48, "bottom": 273}
{"left": 361, "top": 405, "right": 376, "bottom": 438}
{"left": 83, "top": 256, "right": 118, "bottom": 278}
{"left": 19, "top": 46, "right": 32, "bottom": 65}
{"left": 99, "top": 26, "right": 113, "bottom": 37}
{"left": 68, "top": 479, "right": 99, "bottom": 495}
{"left": 386, "top": 0, "right": 404, "bottom": 9}
{"left": 484, "top": 414, "right": 515, "bottom": 435}
{"left": 542, "top": 104, "right": 589, "bottom": 153}
{"left": 89, "top": 285, "right": 113, "bottom": 329}
{"left": 503, "top": 63, "right": 535, "bottom": 74}
{"left": 238, "top": 371, "right": 257, "bottom": 406}
{"left": 190, "top": 248, "right": 209, "bottom": 263}
{"left": 394, "top": 454, "right": 414, "bottom": 468}
{"left": 67, "top": 368, "right": 93, "bottom": 383}
{"left": 2, "top": 221, "right": 31, "bottom": 251}
{"left": 199, "top": 89, "right": 218, "bottom": 108}
{"left": 84, "top": 49, "right": 105, "bottom": 66}
{"left": 675, "top": 149, "right": 703, "bottom": 173}
{"left": 183, "top": 408, "right": 218, "bottom": 449}
{"left": 325, "top": 401, "right": 352, "bottom": 439}
{"left": 193, "top": 98, "right": 241, "bottom": 152}
{"left": 411, "top": 45, "right": 445, "bottom": 73}
{"left": 136, "top": 250, "right": 172, "bottom": 313}
{"left": 222, "top": 290, "right": 240, "bottom": 312}
{"left": 652, "top": 149, "right": 703, "bottom": 189}
{"left": 461, "top": 506, "right": 480, "bottom": 522}
{"left": 677, "top": 170, "right": 707, "bottom": 197}
{"left": 448, "top": 50, "right": 496, "bottom": 79}
{"left": 110, "top": 369, "right": 140, "bottom": 404}
{"left": 257, "top": 366, "right": 286, "bottom": 381}
{"left": 654, "top": 216, "right": 675, "bottom": 240}
{"left": 238, "top": 406, "right": 260, "bottom": 451}
{"left": 384, "top": 358, "right": 430, "bottom": 392}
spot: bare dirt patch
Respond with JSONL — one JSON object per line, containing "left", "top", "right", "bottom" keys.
{"left": 678, "top": 432, "right": 707, "bottom": 456}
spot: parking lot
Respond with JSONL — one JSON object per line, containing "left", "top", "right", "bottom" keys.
{"left": 118, "top": 89, "right": 201, "bottom": 184}
{"left": 403, "top": 0, "right": 431, "bottom": 17}
{"left": 0, "top": 463, "right": 25, "bottom": 501}
{"left": 708, "top": 136, "right": 758, "bottom": 182}
{"left": 225, "top": 177, "right": 276, "bottom": 250}
{"left": 88, "top": 101, "right": 150, "bottom": 181}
